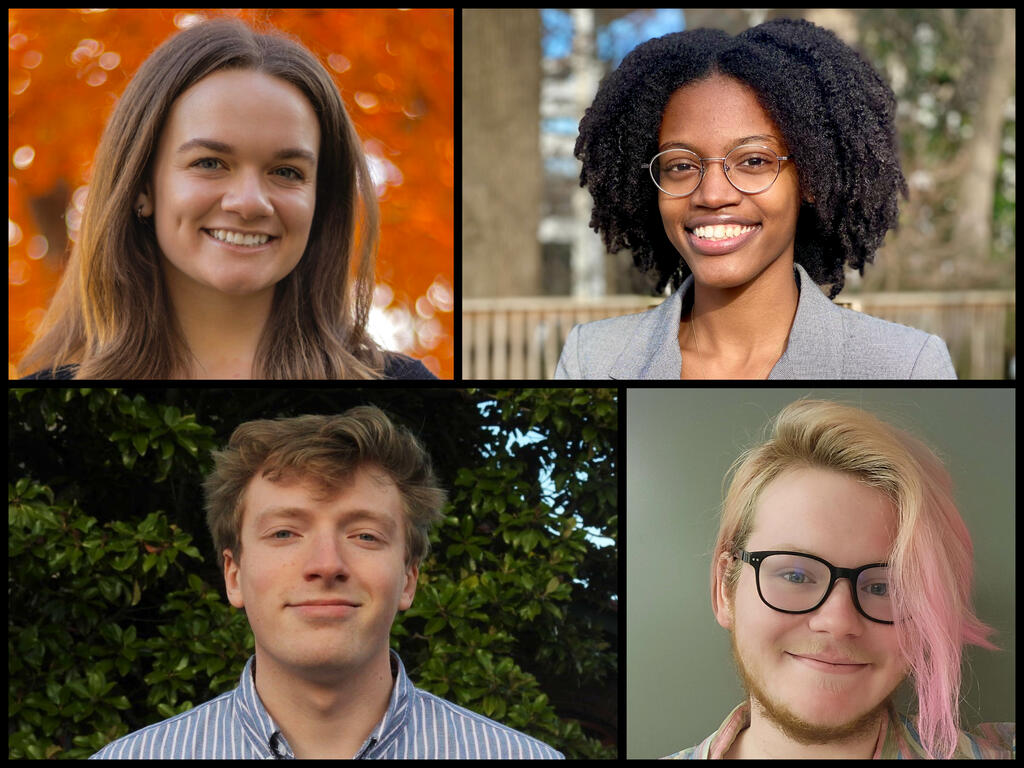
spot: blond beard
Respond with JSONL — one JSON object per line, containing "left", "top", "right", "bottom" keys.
{"left": 729, "top": 628, "right": 898, "bottom": 746}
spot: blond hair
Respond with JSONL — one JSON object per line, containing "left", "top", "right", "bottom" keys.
{"left": 712, "top": 399, "right": 997, "bottom": 759}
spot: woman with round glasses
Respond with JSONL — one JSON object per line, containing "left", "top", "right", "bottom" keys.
{"left": 555, "top": 19, "right": 956, "bottom": 379}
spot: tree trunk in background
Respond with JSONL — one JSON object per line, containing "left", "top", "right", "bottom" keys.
{"left": 462, "top": 10, "right": 542, "bottom": 297}
{"left": 948, "top": 8, "right": 1015, "bottom": 277}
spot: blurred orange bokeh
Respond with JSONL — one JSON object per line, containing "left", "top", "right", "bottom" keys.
{"left": 9, "top": 9, "right": 453, "bottom": 378}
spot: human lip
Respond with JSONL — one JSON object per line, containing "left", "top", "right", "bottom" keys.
{"left": 685, "top": 215, "right": 761, "bottom": 230}
{"left": 289, "top": 599, "right": 360, "bottom": 619}
{"left": 786, "top": 652, "right": 870, "bottom": 674}
{"left": 685, "top": 222, "right": 762, "bottom": 256}
{"left": 205, "top": 227, "right": 277, "bottom": 237}
{"left": 201, "top": 228, "right": 278, "bottom": 251}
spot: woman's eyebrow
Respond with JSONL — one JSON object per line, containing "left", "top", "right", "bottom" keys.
{"left": 658, "top": 134, "right": 780, "bottom": 152}
{"left": 176, "top": 137, "right": 317, "bottom": 165}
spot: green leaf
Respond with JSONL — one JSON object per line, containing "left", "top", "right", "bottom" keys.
{"left": 424, "top": 617, "right": 447, "bottom": 636}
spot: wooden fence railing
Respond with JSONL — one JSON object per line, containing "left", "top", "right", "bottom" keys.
{"left": 462, "top": 291, "right": 1015, "bottom": 379}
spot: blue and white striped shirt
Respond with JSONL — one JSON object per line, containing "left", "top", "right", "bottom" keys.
{"left": 91, "top": 651, "right": 563, "bottom": 759}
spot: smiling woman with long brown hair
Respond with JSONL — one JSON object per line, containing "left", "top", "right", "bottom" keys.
{"left": 20, "top": 18, "right": 434, "bottom": 380}
{"left": 556, "top": 19, "right": 956, "bottom": 380}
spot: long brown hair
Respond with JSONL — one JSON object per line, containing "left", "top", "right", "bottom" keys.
{"left": 20, "top": 17, "right": 385, "bottom": 379}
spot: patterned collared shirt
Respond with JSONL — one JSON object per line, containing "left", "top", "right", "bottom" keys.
{"left": 662, "top": 701, "right": 1014, "bottom": 759}
{"left": 91, "top": 651, "right": 563, "bottom": 759}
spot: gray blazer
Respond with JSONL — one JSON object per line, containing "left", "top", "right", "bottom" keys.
{"left": 554, "top": 263, "right": 957, "bottom": 379}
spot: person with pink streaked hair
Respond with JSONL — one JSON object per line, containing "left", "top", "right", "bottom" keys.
{"left": 664, "top": 400, "right": 1013, "bottom": 759}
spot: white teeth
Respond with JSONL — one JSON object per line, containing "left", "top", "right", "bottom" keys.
{"left": 207, "top": 229, "right": 271, "bottom": 246}
{"left": 693, "top": 224, "right": 757, "bottom": 240}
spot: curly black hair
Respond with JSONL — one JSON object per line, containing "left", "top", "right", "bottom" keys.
{"left": 575, "top": 18, "right": 908, "bottom": 298}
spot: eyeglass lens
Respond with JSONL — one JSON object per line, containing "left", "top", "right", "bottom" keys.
{"left": 652, "top": 145, "right": 781, "bottom": 196}
{"left": 757, "top": 553, "right": 893, "bottom": 622}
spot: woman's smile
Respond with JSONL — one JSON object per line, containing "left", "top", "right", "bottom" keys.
{"left": 202, "top": 228, "right": 280, "bottom": 252}
{"left": 686, "top": 223, "right": 763, "bottom": 256}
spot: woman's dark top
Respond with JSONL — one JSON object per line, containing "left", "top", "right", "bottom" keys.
{"left": 21, "top": 352, "right": 437, "bottom": 380}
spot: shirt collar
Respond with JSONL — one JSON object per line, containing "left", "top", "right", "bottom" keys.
{"left": 358, "top": 650, "right": 414, "bottom": 757}
{"left": 233, "top": 649, "right": 413, "bottom": 759}
{"left": 705, "top": 701, "right": 749, "bottom": 759}
{"left": 771, "top": 262, "right": 845, "bottom": 378}
{"left": 685, "top": 700, "right": 1013, "bottom": 759}
{"left": 706, "top": 701, "right": 890, "bottom": 759}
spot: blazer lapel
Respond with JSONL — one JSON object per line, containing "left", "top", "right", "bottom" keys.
{"left": 771, "top": 263, "right": 844, "bottom": 378}
{"left": 607, "top": 281, "right": 688, "bottom": 379}
{"left": 600, "top": 264, "right": 842, "bottom": 379}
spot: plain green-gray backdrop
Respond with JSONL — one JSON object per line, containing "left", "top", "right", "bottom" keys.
{"left": 626, "top": 387, "right": 1014, "bottom": 758}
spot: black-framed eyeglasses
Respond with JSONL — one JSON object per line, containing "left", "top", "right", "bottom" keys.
{"left": 734, "top": 549, "right": 894, "bottom": 625}
{"left": 641, "top": 145, "right": 794, "bottom": 197}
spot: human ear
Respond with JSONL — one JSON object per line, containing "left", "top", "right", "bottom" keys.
{"left": 712, "top": 551, "right": 736, "bottom": 630}
{"left": 398, "top": 561, "right": 419, "bottom": 612}
{"left": 223, "top": 549, "right": 245, "bottom": 609}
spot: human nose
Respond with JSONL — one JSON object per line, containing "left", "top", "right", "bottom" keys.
{"left": 808, "top": 578, "right": 865, "bottom": 631}
{"left": 221, "top": 170, "right": 274, "bottom": 219}
{"left": 690, "top": 158, "right": 742, "bottom": 206}
{"left": 301, "top": 534, "right": 351, "bottom": 582}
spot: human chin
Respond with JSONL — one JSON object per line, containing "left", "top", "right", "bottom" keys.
{"left": 675, "top": 246, "right": 773, "bottom": 293}
{"left": 734, "top": 634, "right": 855, "bottom": 727}
{"left": 773, "top": 649, "right": 889, "bottom": 727}
{"left": 191, "top": 258, "right": 279, "bottom": 296}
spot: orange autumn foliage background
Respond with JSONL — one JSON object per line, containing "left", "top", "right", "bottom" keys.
{"left": 9, "top": 9, "right": 453, "bottom": 378}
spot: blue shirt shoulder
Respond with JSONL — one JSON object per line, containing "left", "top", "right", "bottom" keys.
{"left": 91, "top": 652, "right": 563, "bottom": 759}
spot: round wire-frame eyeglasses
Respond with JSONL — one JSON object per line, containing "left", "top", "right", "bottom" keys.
{"left": 642, "top": 145, "right": 794, "bottom": 197}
